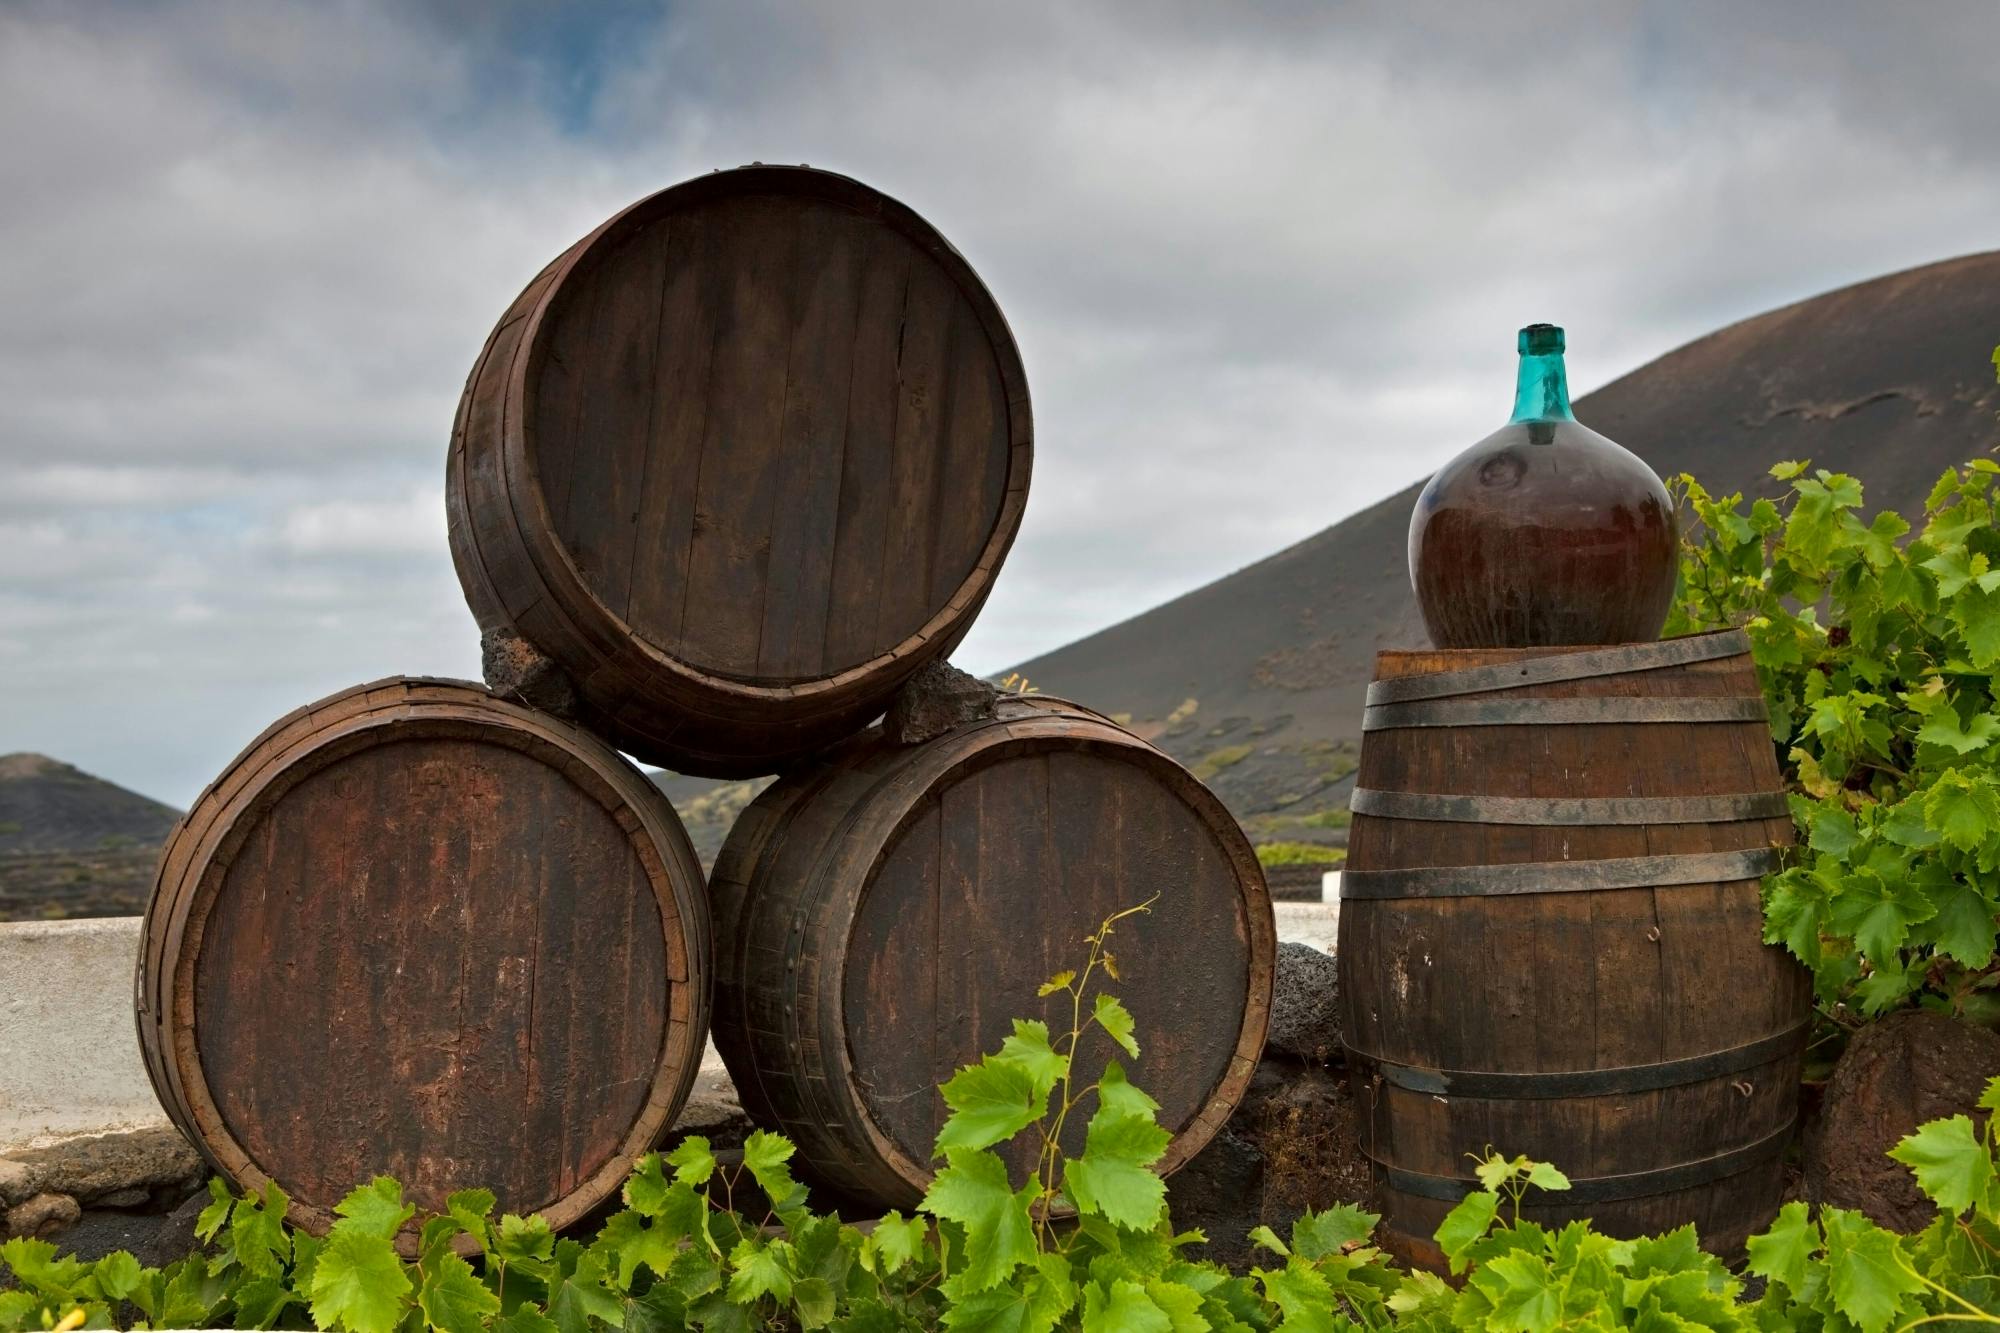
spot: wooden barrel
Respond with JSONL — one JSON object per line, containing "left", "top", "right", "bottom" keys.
{"left": 710, "top": 695, "right": 1275, "bottom": 1208}
{"left": 135, "top": 678, "right": 710, "bottom": 1248}
{"left": 1337, "top": 630, "right": 1807, "bottom": 1263}
{"left": 447, "top": 165, "right": 1032, "bottom": 778}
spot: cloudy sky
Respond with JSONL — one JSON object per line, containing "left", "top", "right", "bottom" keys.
{"left": 4, "top": 2, "right": 1999, "bottom": 806}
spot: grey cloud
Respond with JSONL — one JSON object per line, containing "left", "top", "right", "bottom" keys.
{"left": 3, "top": 0, "right": 1998, "bottom": 804}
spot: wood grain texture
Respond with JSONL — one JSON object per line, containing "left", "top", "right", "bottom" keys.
{"left": 135, "top": 679, "right": 711, "bottom": 1251}
{"left": 1337, "top": 632, "right": 1808, "bottom": 1266}
{"left": 448, "top": 165, "right": 1032, "bottom": 777}
{"left": 708, "top": 695, "right": 1275, "bottom": 1209}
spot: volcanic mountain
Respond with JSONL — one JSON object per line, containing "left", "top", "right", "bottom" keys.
{"left": 0, "top": 754, "right": 182, "bottom": 919}
{"left": 1007, "top": 252, "right": 2000, "bottom": 850}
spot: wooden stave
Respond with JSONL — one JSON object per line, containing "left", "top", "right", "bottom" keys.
{"left": 447, "top": 166, "right": 1033, "bottom": 778}
{"left": 1336, "top": 634, "right": 1808, "bottom": 1264}
{"left": 135, "top": 678, "right": 712, "bottom": 1248}
{"left": 708, "top": 696, "right": 1276, "bottom": 1209}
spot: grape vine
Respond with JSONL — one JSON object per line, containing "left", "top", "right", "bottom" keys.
{"left": 7, "top": 903, "right": 2000, "bottom": 1329}
{"left": 1667, "top": 451, "right": 2000, "bottom": 1023}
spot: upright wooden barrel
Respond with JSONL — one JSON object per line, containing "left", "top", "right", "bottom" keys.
{"left": 448, "top": 165, "right": 1032, "bottom": 777}
{"left": 135, "top": 678, "right": 711, "bottom": 1248}
{"left": 710, "top": 695, "right": 1275, "bottom": 1208}
{"left": 1337, "top": 630, "right": 1807, "bottom": 1263}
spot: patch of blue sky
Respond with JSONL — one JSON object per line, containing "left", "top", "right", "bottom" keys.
{"left": 456, "top": 0, "right": 670, "bottom": 136}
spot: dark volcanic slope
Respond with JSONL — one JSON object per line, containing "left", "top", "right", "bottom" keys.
{"left": 1010, "top": 252, "right": 2000, "bottom": 841}
{"left": 0, "top": 753, "right": 182, "bottom": 920}
{"left": 0, "top": 753, "right": 181, "bottom": 855}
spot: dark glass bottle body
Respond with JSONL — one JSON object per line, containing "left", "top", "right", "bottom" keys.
{"left": 1408, "top": 325, "right": 1678, "bottom": 648}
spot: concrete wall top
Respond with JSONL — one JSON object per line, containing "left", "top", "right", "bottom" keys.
{"left": 0, "top": 917, "right": 168, "bottom": 1152}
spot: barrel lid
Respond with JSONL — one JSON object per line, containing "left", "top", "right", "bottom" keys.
{"left": 138, "top": 678, "right": 709, "bottom": 1250}
{"left": 512, "top": 165, "right": 1032, "bottom": 686}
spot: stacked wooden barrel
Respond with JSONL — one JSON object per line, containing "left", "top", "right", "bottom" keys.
{"left": 710, "top": 694, "right": 1274, "bottom": 1207}
{"left": 136, "top": 680, "right": 710, "bottom": 1246}
{"left": 448, "top": 166, "right": 1032, "bottom": 778}
{"left": 139, "top": 165, "right": 1274, "bottom": 1238}
{"left": 1338, "top": 630, "right": 1807, "bottom": 1264}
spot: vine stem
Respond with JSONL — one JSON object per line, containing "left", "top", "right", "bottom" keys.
{"left": 1033, "top": 895, "right": 1159, "bottom": 1250}
{"left": 1894, "top": 1253, "right": 2000, "bottom": 1330}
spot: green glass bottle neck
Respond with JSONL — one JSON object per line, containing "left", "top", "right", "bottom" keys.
{"left": 1510, "top": 351, "right": 1575, "bottom": 423}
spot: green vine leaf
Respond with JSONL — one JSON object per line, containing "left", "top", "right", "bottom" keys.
{"left": 546, "top": 1271, "right": 619, "bottom": 1333}
{"left": 230, "top": 1181, "right": 292, "bottom": 1278}
{"left": 195, "top": 1177, "right": 233, "bottom": 1243}
{"left": 1433, "top": 1190, "right": 1500, "bottom": 1273}
{"left": 933, "top": 1058, "right": 1047, "bottom": 1155}
{"left": 444, "top": 1188, "right": 494, "bottom": 1244}
{"left": 494, "top": 1308, "right": 560, "bottom": 1333}
{"left": 623, "top": 1154, "right": 672, "bottom": 1216}
{"left": 306, "top": 1230, "right": 411, "bottom": 1333}
{"left": 1466, "top": 1252, "right": 1563, "bottom": 1333}
{"left": 230, "top": 1274, "right": 295, "bottom": 1330}
{"left": 859, "top": 1211, "right": 927, "bottom": 1276}
{"left": 1929, "top": 877, "right": 2000, "bottom": 968}
{"left": 1924, "top": 769, "right": 2000, "bottom": 852}
{"left": 1290, "top": 1204, "right": 1379, "bottom": 1259}
{"left": 1139, "top": 1278, "right": 1208, "bottom": 1333}
{"left": 494, "top": 1213, "right": 555, "bottom": 1268}
{"left": 1061, "top": 1107, "right": 1170, "bottom": 1232}
{"left": 1916, "top": 707, "right": 2000, "bottom": 755}
{"left": 1888, "top": 1114, "right": 1995, "bottom": 1215}
{"left": 939, "top": 1252, "right": 1074, "bottom": 1332}
{"left": 417, "top": 1252, "right": 501, "bottom": 1333}
{"left": 996, "top": 1020, "right": 1068, "bottom": 1100}
{"left": 1953, "top": 585, "right": 2000, "bottom": 667}
{"left": 1246, "top": 1224, "right": 1288, "bottom": 1258}
{"left": 742, "top": 1130, "right": 810, "bottom": 1219}
{"left": 919, "top": 1149, "right": 1039, "bottom": 1292}
{"left": 1761, "top": 869, "right": 1830, "bottom": 966}
{"left": 330, "top": 1177, "right": 415, "bottom": 1243}
{"left": 791, "top": 1275, "right": 836, "bottom": 1329}
{"left": 1827, "top": 869, "right": 1937, "bottom": 960}
{"left": 1252, "top": 1261, "right": 1337, "bottom": 1333}
{"left": 726, "top": 1235, "right": 794, "bottom": 1305}
{"left": 1752, "top": 1192, "right": 1832, "bottom": 1288}
{"left": 1080, "top": 1278, "right": 1173, "bottom": 1333}
{"left": 1091, "top": 994, "right": 1139, "bottom": 1058}
{"left": 668, "top": 1136, "right": 718, "bottom": 1187}
{"left": 596, "top": 1211, "right": 674, "bottom": 1289}
{"left": 91, "top": 1251, "right": 141, "bottom": 1303}
{"left": 1094, "top": 1060, "right": 1161, "bottom": 1121}
{"left": 1819, "top": 1207, "right": 1925, "bottom": 1333}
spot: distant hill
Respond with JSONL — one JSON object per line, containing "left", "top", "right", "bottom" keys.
{"left": 0, "top": 753, "right": 180, "bottom": 855}
{"left": 1009, "top": 252, "right": 2000, "bottom": 848}
{"left": 0, "top": 754, "right": 182, "bottom": 919}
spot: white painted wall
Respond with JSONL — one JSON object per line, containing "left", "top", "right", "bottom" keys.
{"left": 0, "top": 918, "right": 168, "bottom": 1151}
{"left": 1274, "top": 900, "right": 1337, "bottom": 954}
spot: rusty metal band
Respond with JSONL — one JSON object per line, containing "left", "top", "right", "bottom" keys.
{"left": 1348, "top": 788, "right": 1790, "bottom": 826}
{"left": 1362, "top": 695, "right": 1770, "bottom": 731}
{"left": 1373, "top": 1119, "right": 1795, "bottom": 1204}
{"left": 1346, "top": 1022, "right": 1806, "bottom": 1099}
{"left": 1364, "top": 631, "right": 1751, "bottom": 707}
{"left": 1339, "top": 846, "right": 1785, "bottom": 900}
